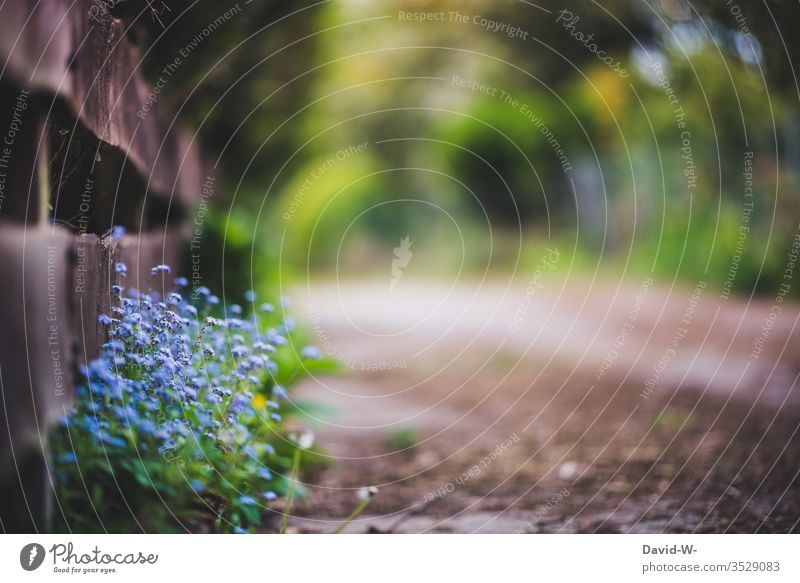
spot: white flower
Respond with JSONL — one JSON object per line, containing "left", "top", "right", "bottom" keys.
{"left": 357, "top": 486, "right": 379, "bottom": 501}
{"left": 296, "top": 431, "right": 315, "bottom": 450}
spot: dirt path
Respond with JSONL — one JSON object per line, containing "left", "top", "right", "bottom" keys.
{"left": 287, "top": 276, "right": 800, "bottom": 533}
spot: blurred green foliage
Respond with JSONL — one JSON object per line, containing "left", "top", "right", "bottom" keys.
{"left": 384, "top": 428, "right": 419, "bottom": 452}
{"left": 133, "top": 0, "right": 800, "bottom": 297}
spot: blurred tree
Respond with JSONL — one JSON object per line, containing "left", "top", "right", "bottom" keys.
{"left": 681, "top": 0, "right": 800, "bottom": 97}
{"left": 107, "top": 0, "right": 800, "bottom": 295}
{"left": 125, "top": 0, "right": 322, "bottom": 202}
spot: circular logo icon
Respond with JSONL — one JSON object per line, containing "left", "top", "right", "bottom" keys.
{"left": 19, "top": 543, "right": 46, "bottom": 571}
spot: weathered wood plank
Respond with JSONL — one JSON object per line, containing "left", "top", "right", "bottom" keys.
{"left": 72, "top": 232, "right": 102, "bottom": 366}
{"left": 113, "top": 229, "right": 184, "bottom": 297}
{"left": 72, "top": 228, "right": 186, "bottom": 365}
{"left": 0, "top": 0, "right": 202, "bottom": 207}
{"left": 0, "top": 223, "right": 74, "bottom": 531}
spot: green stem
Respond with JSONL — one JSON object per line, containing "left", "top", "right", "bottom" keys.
{"left": 37, "top": 123, "right": 49, "bottom": 225}
{"left": 333, "top": 497, "right": 372, "bottom": 534}
{"left": 278, "top": 448, "right": 301, "bottom": 533}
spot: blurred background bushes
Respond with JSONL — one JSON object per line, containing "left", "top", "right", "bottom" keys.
{"left": 128, "top": 0, "right": 800, "bottom": 297}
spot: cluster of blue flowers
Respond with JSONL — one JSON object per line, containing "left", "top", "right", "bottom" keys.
{"left": 51, "top": 265, "right": 322, "bottom": 533}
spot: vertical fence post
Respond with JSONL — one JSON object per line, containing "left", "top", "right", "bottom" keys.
{"left": 0, "top": 227, "right": 74, "bottom": 532}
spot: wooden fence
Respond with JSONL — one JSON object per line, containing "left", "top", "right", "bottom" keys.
{"left": 0, "top": 0, "right": 202, "bottom": 532}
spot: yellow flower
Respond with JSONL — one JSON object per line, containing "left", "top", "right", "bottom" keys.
{"left": 252, "top": 394, "right": 267, "bottom": 409}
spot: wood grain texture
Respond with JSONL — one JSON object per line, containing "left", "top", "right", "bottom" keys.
{"left": 0, "top": 0, "right": 202, "bottom": 207}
